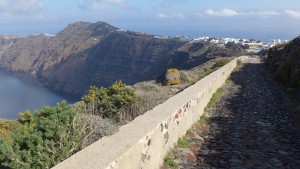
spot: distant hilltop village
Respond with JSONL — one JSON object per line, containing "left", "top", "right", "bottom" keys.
{"left": 129, "top": 31, "right": 289, "bottom": 53}
{"left": 191, "top": 37, "right": 288, "bottom": 47}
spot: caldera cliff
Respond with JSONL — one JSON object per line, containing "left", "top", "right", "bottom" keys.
{"left": 0, "top": 21, "right": 245, "bottom": 97}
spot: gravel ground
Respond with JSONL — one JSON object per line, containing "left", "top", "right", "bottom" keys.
{"left": 162, "top": 58, "right": 300, "bottom": 169}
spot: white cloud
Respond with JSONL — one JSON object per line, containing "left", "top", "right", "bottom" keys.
{"left": 158, "top": 13, "right": 185, "bottom": 20}
{"left": 79, "top": 0, "right": 130, "bottom": 10}
{"left": 285, "top": 10, "right": 300, "bottom": 19}
{"left": 0, "top": 0, "right": 43, "bottom": 15}
{"left": 204, "top": 8, "right": 238, "bottom": 17}
{"left": 201, "top": 8, "right": 279, "bottom": 17}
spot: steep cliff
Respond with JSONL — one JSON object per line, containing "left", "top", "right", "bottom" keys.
{"left": 0, "top": 21, "right": 245, "bottom": 97}
{"left": 0, "top": 35, "right": 18, "bottom": 57}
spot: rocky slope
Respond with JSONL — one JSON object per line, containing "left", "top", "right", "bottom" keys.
{"left": 0, "top": 35, "right": 18, "bottom": 57}
{"left": 267, "top": 36, "right": 300, "bottom": 124}
{"left": 267, "top": 37, "right": 300, "bottom": 85}
{"left": 0, "top": 21, "right": 245, "bottom": 97}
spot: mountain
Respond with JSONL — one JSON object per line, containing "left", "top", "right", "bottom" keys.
{"left": 0, "top": 21, "right": 246, "bottom": 97}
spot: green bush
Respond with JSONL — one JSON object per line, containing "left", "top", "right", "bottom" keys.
{"left": 82, "top": 81, "right": 137, "bottom": 118}
{"left": 177, "top": 137, "right": 189, "bottom": 148}
{"left": 163, "top": 155, "right": 177, "bottom": 168}
{"left": 211, "top": 58, "right": 231, "bottom": 69}
{"left": 0, "top": 101, "right": 85, "bottom": 169}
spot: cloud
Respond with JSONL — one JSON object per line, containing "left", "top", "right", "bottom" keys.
{"left": 0, "top": 0, "right": 43, "bottom": 15}
{"left": 157, "top": 13, "right": 185, "bottom": 20}
{"left": 204, "top": 8, "right": 238, "bottom": 17}
{"left": 257, "top": 11, "right": 278, "bottom": 16}
{"left": 162, "top": 0, "right": 189, "bottom": 7}
{"left": 200, "top": 8, "right": 279, "bottom": 17}
{"left": 285, "top": 10, "right": 300, "bottom": 19}
{"left": 79, "top": 0, "right": 130, "bottom": 10}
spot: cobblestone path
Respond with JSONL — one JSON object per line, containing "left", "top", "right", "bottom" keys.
{"left": 165, "top": 58, "right": 300, "bottom": 169}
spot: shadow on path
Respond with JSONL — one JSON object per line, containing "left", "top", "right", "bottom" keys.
{"left": 196, "top": 61, "right": 300, "bottom": 168}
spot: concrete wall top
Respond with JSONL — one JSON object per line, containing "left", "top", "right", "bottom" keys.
{"left": 53, "top": 56, "right": 248, "bottom": 169}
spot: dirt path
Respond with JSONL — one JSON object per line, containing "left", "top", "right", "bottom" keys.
{"left": 166, "top": 58, "right": 300, "bottom": 169}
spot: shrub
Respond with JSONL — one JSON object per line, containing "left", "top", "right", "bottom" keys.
{"left": 0, "top": 101, "right": 86, "bottom": 169}
{"left": 163, "top": 155, "right": 177, "bottom": 168}
{"left": 165, "top": 68, "right": 181, "bottom": 86}
{"left": 82, "top": 81, "right": 137, "bottom": 118}
{"left": 177, "top": 137, "right": 189, "bottom": 148}
{"left": 211, "top": 58, "right": 231, "bottom": 69}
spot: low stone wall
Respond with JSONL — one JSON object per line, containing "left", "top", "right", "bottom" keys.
{"left": 53, "top": 56, "right": 248, "bottom": 169}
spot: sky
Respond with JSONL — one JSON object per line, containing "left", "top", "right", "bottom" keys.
{"left": 0, "top": 0, "right": 300, "bottom": 41}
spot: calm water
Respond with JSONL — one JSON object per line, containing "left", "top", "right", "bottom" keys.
{"left": 0, "top": 71, "right": 69, "bottom": 119}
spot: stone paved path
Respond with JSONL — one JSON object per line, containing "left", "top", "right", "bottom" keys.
{"left": 166, "top": 58, "right": 300, "bottom": 169}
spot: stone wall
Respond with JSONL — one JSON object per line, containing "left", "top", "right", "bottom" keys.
{"left": 53, "top": 56, "right": 248, "bottom": 169}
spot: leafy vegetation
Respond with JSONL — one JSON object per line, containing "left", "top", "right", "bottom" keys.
{"left": 0, "top": 101, "right": 87, "bottom": 169}
{"left": 163, "top": 155, "right": 178, "bottom": 168}
{"left": 205, "top": 87, "right": 225, "bottom": 112}
{"left": 199, "top": 114, "right": 208, "bottom": 125}
{"left": 0, "top": 56, "right": 236, "bottom": 168}
{"left": 177, "top": 137, "right": 189, "bottom": 148}
{"left": 211, "top": 58, "right": 231, "bottom": 69}
{"left": 82, "top": 80, "right": 137, "bottom": 118}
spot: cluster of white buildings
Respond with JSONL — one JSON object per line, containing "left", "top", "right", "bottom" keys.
{"left": 189, "top": 36, "right": 290, "bottom": 53}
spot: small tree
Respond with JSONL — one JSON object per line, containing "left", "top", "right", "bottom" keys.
{"left": 0, "top": 101, "right": 86, "bottom": 169}
{"left": 82, "top": 81, "right": 137, "bottom": 118}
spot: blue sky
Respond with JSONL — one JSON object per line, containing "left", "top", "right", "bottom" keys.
{"left": 0, "top": 0, "right": 300, "bottom": 40}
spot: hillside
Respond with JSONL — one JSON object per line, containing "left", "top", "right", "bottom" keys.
{"left": 0, "top": 35, "right": 18, "bottom": 57}
{"left": 267, "top": 37, "right": 300, "bottom": 85}
{"left": 0, "top": 21, "right": 246, "bottom": 97}
{"left": 266, "top": 36, "right": 300, "bottom": 123}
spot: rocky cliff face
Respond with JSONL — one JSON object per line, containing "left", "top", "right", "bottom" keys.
{"left": 267, "top": 37, "right": 300, "bottom": 85}
{"left": 0, "top": 21, "right": 245, "bottom": 97}
{"left": 0, "top": 35, "right": 18, "bottom": 57}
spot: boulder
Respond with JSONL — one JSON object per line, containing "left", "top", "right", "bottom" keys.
{"left": 165, "top": 68, "right": 181, "bottom": 85}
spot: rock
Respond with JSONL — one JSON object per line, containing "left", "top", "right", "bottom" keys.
{"left": 199, "top": 149, "right": 209, "bottom": 156}
{"left": 278, "top": 150, "right": 289, "bottom": 156}
{"left": 186, "top": 152, "right": 197, "bottom": 163}
{"left": 165, "top": 68, "right": 181, "bottom": 86}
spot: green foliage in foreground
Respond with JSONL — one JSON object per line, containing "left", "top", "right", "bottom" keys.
{"left": 177, "top": 137, "right": 189, "bottom": 148}
{"left": 82, "top": 80, "right": 137, "bottom": 118}
{"left": 0, "top": 101, "right": 85, "bottom": 169}
{"left": 205, "top": 87, "right": 225, "bottom": 111}
{"left": 163, "top": 155, "right": 178, "bottom": 168}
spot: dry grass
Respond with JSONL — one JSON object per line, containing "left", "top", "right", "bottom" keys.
{"left": 132, "top": 57, "right": 236, "bottom": 118}
{"left": 0, "top": 119, "right": 20, "bottom": 138}
{"left": 80, "top": 113, "right": 118, "bottom": 148}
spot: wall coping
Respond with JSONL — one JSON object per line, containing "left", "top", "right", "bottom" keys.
{"left": 53, "top": 56, "right": 248, "bottom": 169}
